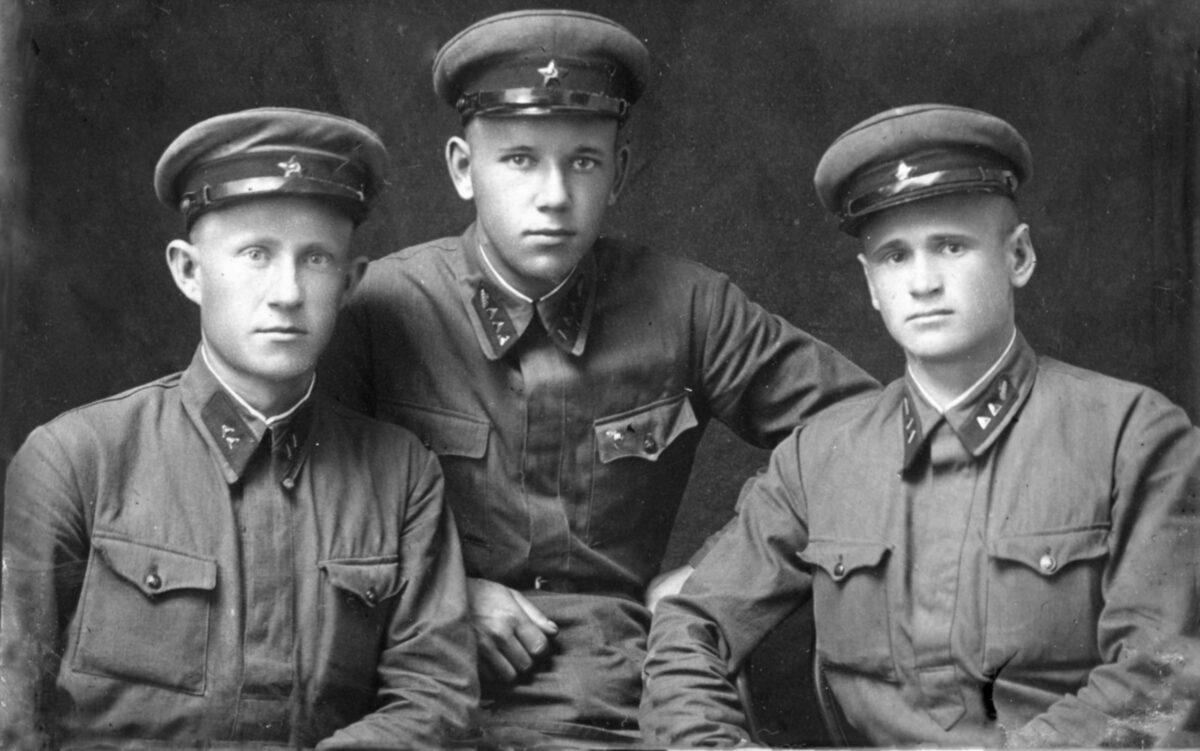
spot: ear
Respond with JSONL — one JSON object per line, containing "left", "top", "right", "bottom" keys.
{"left": 338, "top": 255, "right": 369, "bottom": 308}
{"left": 445, "top": 135, "right": 474, "bottom": 201}
{"left": 166, "top": 239, "right": 203, "bottom": 306}
{"left": 607, "top": 145, "right": 631, "bottom": 206}
{"left": 858, "top": 253, "right": 881, "bottom": 311}
{"left": 1007, "top": 223, "right": 1037, "bottom": 289}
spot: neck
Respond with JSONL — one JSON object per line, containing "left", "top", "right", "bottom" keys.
{"left": 907, "top": 328, "right": 1016, "bottom": 410}
{"left": 476, "top": 239, "right": 576, "bottom": 302}
{"left": 200, "top": 343, "right": 313, "bottom": 421}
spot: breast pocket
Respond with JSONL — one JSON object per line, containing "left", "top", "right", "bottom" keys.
{"left": 380, "top": 400, "right": 491, "bottom": 555}
{"left": 319, "top": 556, "right": 407, "bottom": 694}
{"left": 71, "top": 535, "right": 217, "bottom": 694}
{"left": 797, "top": 538, "right": 897, "bottom": 680}
{"left": 985, "top": 526, "right": 1108, "bottom": 667}
{"left": 589, "top": 393, "right": 700, "bottom": 544}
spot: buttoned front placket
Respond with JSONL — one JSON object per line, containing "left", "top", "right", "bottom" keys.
{"left": 198, "top": 384, "right": 315, "bottom": 740}
{"left": 461, "top": 236, "right": 599, "bottom": 581}
{"left": 904, "top": 409, "right": 981, "bottom": 730}
{"left": 896, "top": 337, "right": 1038, "bottom": 732}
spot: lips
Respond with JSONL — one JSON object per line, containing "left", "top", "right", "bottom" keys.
{"left": 907, "top": 309, "right": 952, "bottom": 322}
{"left": 525, "top": 228, "right": 575, "bottom": 237}
{"left": 257, "top": 325, "right": 307, "bottom": 336}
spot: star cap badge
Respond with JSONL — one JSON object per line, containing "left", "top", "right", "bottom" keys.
{"left": 537, "top": 59, "right": 565, "bottom": 87}
{"left": 895, "top": 161, "right": 914, "bottom": 180}
{"left": 277, "top": 155, "right": 303, "bottom": 177}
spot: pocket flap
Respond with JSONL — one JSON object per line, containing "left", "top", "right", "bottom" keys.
{"left": 94, "top": 536, "right": 217, "bottom": 597}
{"left": 594, "top": 393, "right": 699, "bottom": 464}
{"left": 321, "top": 556, "right": 406, "bottom": 608}
{"left": 989, "top": 526, "right": 1108, "bottom": 576}
{"left": 384, "top": 401, "right": 488, "bottom": 459}
{"left": 798, "top": 539, "right": 891, "bottom": 582}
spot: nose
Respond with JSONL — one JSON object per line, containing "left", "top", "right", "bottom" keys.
{"left": 267, "top": 257, "right": 304, "bottom": 308}
{"left": 908, "top": 251, "right": 943, "bottom": 298}
{"left": 535, "top": 164, "right": 570, "bottom": 211}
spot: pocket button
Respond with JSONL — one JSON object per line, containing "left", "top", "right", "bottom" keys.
{"left": 145, "top": 570, "right": 162, "bottom": 592}
{"left": 1038, "top": 552, "right": 1057, "bottom": 573}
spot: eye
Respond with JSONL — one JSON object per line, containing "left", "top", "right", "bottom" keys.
{"left": 881, "top": 248, "right": 908, "bottom": 265}
{"left": 305, "top": 250, "right": 333, "bottom": 268}
{"left": 571, "top": 156, "right": 600, "bottom": 171}
{"left": 241, "top": 246, "right": 268, "bottom": 263}
{"left": 503, "top": 154, "right": 532, "bottom": 168}
{"left": 939, "top": 241, "right": 965, "bottom": 256}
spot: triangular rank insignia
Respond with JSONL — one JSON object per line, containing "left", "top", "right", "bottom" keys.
{"left": 988, "top": 402, "right": 1001, "bottom": 416}
{"left": 472, "top": 283, "right": 518, "bottom": 356}
{"left": 976, "top": 415, "right": 992, "bottom": 429}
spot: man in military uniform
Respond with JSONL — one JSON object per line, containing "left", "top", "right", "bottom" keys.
{"left": 641, "top": 104, "right": 1200, "bottom": 747}
{"left": 319, "top": 9, "right": 877, "bottom": 743}
{"left": 0, "top": 108, "right": 477, "bottom": 748}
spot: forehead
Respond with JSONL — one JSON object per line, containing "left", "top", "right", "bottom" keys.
{"left": 465, "top": 114, "right": 619, "bottom": 148}
{"left": 860, "top": 193, "right": 1009, "bottom": 246}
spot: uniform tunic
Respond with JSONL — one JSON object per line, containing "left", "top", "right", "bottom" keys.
{"left": 319, "top": 224, "right": 878, "bottom": 731}
{"left": 642, "top": 332, "right": 1200, "bottom": 747}
{"left": 0, "top": 349, "right": 477, "bottom": 749}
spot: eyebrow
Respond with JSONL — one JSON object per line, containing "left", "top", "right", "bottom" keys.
{"left": 865, "top": 238, "right": 907, "bottom": 259}
{"left": 928, "top": 232, "right": 975, "bottom": 245}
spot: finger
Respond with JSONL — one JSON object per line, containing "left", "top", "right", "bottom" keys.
{"left": 477, "top": 630, "right": 519, "bottom": 684}
{"left": 493, "top": 626, "right": 537, "bottom": 673}
{"left": 511, "top": 590, "right": 558, "bottom": 635}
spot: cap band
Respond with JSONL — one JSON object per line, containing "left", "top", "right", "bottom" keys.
{"left": 457, "top": 88, "right": 629, "bottom": 120}
{"left": 178, "top": 150, "right": 369, "bottom": 222}
{"left": 843, "top": 165, "right": 1018, "bottom": 226}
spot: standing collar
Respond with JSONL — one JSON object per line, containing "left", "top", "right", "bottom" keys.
{"left": 182, "top": 346, "right": 317, "bottom": 485}
{"left": 899, "top": 330, "right": 1037, "bottom": 471}
{"left": 199, "top": 340, "right": 315, "bottom": 432}
{"left": 458, "top": 224, "right": 597, "bottom": 360}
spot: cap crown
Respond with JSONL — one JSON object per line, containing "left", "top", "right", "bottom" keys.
{"left": 432, "top": 10, "right": 650, "bottom": 121}
{"left": 813, "top": 104, "right": 1032, "bottom": 235}
{"left": 154, "top": 107, "right": 389, "bottom": 225}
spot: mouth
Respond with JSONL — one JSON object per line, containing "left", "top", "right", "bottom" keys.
{"left": 907, "top": 309, "right": 953, "bottom": 322}
{"left": 257, "top": 326, "right": 308, "bottom": 337}
{"left": 524, "top": 229, "right": 576, "bottom": 238}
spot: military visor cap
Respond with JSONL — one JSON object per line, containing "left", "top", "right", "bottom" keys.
{"left": 155, "top": 107, "right": 388, "bottom": 226}
{"left": 433, "top": 9, "right": 650, "bottom": 122}
{"left": 814, "top": 104, "right": 1032, "bottom": 236}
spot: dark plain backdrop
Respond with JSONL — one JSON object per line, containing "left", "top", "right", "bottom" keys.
{"left": 3, "top": 1, "right": 1200, "bottom": 745}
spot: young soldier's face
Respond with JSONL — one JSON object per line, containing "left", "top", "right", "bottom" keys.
{"left": 857, "top": 194, "right": 1035, "bottom": 371}
{"left": 447, "top": 115, "right": 627, "bottom": 298}
{"left": 168, "top": 196, "right": 363, "bottom": 408}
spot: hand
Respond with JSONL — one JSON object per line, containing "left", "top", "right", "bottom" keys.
{"left": 644, "top": 564, "right": 694, "bottom": 614}
{"left": 467, "top": 577, "right": 558, "bottom": 684}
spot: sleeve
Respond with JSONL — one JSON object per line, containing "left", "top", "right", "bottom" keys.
{"left": 0, "top": 425, "right": 91, "bottom": 750}
{"left": 1007, "top": 393, "right": 1200, "bottom": 747}
{"left": 696, "top": 271, "right": 879, "bottom": 448}
{"left": 317, "top": 447, "right": 478, "bottom": 750}
{"left": 317, "top": 281, "right": 377, "bottom": 416}
{"left": 687, "top": 469, "right": 764, "bottom": 567}
{"left": 640, "top": 432, "right": 812, "bottom": 747}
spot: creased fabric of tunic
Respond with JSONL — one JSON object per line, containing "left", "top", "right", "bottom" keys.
{"left": 0, "top": 348, "right": 478, "bottom": 749}
{"left": 642, "top": 332, "right": 1200, "bottom": 747}
{"left": 318, "top": 223, "right": 879, "bottom": 732}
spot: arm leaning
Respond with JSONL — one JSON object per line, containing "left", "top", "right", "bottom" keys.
{"left": 696, "top": 271, "right": 878, "bottom": 448}
{"left": 0, "top": 425, "right": 90, "bottom": 750}
{"left": 318, "top": 450, "right": 479, "bottom": 750}
{"left": 1009, "top": 394, "right": 1200, "bottom": 747}
{"left": 640, "top": 435, "right": 812, "bottom": 747}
